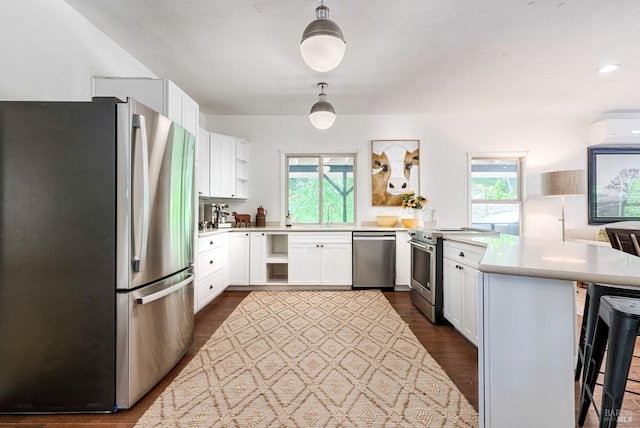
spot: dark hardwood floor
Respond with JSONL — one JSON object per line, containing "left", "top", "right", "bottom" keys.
{"left": 0, "top": 289, "right": 603, "bottom": 427}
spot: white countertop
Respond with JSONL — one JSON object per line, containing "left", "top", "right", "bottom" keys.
{"left": 198, "top": 222, "right": 410, "bottom": 236}
{"left": 445, "top": 233, "right": 640, "bottom": 287}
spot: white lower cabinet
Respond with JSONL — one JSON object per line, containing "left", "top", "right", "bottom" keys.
{"left": 395, "top": 230, "right": 411, "bottom": 287}
{"left": 195, "top": 233, "right": 228, "bottom": 312}
{"left": 229, "top": 232, "right": 250, "bottom": 286}
{"left": 288, "top": 233, "right": 352, "bottom": 286}
{"left": 250, "top": 232, "right": 267, "bottom": 284}
{"left": 442, "top": 240, "right": 484, "bottom": 346}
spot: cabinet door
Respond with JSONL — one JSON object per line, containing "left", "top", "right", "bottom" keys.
{"left": 395, "top": 231, "right": 410, "bottom": 286}
{"left": 210, "top": 134, "right": 236, "bottom": 198}
{"left": 219, "top": 135, "right": 236, "bottom": 197}
{"left": 443, "top": 257, "right": 463, "bottom": 329}
{"left": 229, "top": 232, "right": 250, "bottom": 286}
{"left": 320, "top": 244, "right": 352, "bottom": 285}
{"left": 442, "top": 257, "right": 456, "bottom": 324}
{"left": 250, "top": 232, "right": 267, "bottom": 285}
{"left": 197, "top": 128, "right": 210, "bottom": 197}
{"left": 288, "top": 243, "right": 321, "bottom": 284}
{"left": 166, "top": 81, "right": 198, "bottom": 136}
{"left": 461, "top": 266, "right": 479, "bottom": 346}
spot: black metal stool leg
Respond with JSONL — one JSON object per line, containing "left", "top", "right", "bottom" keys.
{"left": 576, "top": 290, "right": 591, "bottom": 380}
{"left": 599, "top": 315, "right": 640, "bottom": 428}
{"left": 578, "top": 316, "right": 609, "bottom": 426}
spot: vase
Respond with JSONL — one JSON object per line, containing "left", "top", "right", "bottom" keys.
{"left": 401, "top": 208, "right": 420, "bottom": 228}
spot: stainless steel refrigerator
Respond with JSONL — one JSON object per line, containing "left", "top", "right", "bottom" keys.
{"left": 0, "top": 97, "right": 195, "bottom": 413}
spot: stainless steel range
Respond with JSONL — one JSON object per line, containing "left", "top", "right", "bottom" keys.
{"left": 407, "top": 227, "right": 497, "bottom": 323}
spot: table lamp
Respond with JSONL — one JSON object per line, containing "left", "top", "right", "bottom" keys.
{"left": 541, "top": 169, "right": 586, "bottom": 241}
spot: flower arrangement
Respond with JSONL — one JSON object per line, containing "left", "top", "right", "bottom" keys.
{"left": 401, "top": 191, "right": 429, "bottom": 210}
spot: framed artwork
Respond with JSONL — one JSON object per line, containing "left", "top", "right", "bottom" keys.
{"left": 371, "top": 139, "right": 420, "bottom": 206}
{"left": 588, "top": 145, "right": 640, "bottom": 224}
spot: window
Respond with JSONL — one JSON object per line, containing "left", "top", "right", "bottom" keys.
{"left": 469, "top": 155, "right": 525, "bottom": 235}
{"left": 286, "top": 154, "right": 356, "bottom": 225}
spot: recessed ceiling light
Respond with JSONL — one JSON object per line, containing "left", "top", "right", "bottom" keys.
{"left": 631, "top": 130, "right": 640, "bottom": 134}
{"left": 598, "top": 64, "right": 620, "bottom": 73}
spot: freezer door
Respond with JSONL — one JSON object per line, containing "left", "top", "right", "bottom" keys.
{"left": 116, "top": 267, "right": 194, "bottom": 409}
{"left": 0, "top": 101, "right": 117, "bottom": 413}
{"left": 118, "top": 100, "right": 195, "bottom": 289}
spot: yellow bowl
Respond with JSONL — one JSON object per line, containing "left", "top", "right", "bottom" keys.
{"left": 375, "top": 215, "right": 399, "bottom": 227}
{"left": 401, "top": 218, "right": 419, "bottom": 228}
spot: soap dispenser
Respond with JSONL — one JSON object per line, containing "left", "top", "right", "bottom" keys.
{"left": 285, "top": 211, "right": 292, "bottom": 227}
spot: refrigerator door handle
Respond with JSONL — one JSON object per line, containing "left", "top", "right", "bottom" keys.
{"left": 136, "top": 274, "right": 194, "bottom": 305}
{"left": 131, "top": 114, "right": 150, "bottom": 273}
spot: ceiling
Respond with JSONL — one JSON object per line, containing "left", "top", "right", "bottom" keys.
{"left": 63, "top": 0, "right": 640, "bottom": 117}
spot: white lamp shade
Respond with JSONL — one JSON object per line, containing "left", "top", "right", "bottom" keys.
{"left": 300, "top": 35, "right": 346, "bottom": 72}
{"left": 541, "top": 169, "right": 586, "bottom": 196}
{"left": 309, "top": 110, "right": 336, "bottom": 130}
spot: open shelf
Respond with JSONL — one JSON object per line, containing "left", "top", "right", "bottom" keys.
{"left": 267, "top": 263, "right": 288, "bottom": 283}
{"left": 267, "top": 234, "right": 288, "bottom": 262}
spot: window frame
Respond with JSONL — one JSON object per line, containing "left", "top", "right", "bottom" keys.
{"left": 284, "top": 152, "right": 357, "bottom": 226}
{"left": 467, "top": 152, "right": 527, "bottom": 235}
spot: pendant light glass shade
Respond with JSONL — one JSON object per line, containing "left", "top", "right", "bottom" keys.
{"left": 309, "top": 83, "right": 336, "bottom": 130}
{"left": 300, "top": 2, "right": 346, "bottom": 72}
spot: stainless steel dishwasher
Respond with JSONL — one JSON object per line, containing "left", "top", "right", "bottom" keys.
{"left": 352, "top": 231, "right": 396, "bottom": 289}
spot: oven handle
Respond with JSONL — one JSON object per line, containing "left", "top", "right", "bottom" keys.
{"left": 409, "top": 240, "right": 435, "bottom": 252}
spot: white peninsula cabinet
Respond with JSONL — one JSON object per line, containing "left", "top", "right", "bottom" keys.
{"left": 195, "top": 234, "right": 228, "bottom": 312}
{"left": 198, "top": 129, "right": 249, "bottom": 199}
{"left": 442, "top": 240, "right": 484, "bottom": 346}
{"left": 288, "top": 233, "right": 352, "bottom": 286}
{"left": 91, "top": 77, "right": 198, "bottom": 136}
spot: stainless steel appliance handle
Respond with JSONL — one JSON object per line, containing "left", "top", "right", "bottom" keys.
{"left": 353, "top": 236, "right": 396, "bottom": 241}
{"left": 409, "top": 240, "right": 435, "bottom": 252}
{"left": 131, "top": 114, "right": 149, "bottom": 273}
{"left": 136, "top": 275, "right": 194, "bottom": 305}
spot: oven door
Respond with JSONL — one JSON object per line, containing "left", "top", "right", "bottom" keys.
{"left": 409, "top": 240, "right": 437, "bottom": 313}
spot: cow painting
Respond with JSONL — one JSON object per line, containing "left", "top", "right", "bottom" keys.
{"left": 371, "top": 140, "right": 420, "bottom": 206}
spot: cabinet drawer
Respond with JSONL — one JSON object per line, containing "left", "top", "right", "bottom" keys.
{"left": 198, "top": 234, "right": 224, "bottom": 252}
{"left": 197, "top": 270, "right": 223, "bottom": 308}
{"left": 198, "top": 247, "right": 223, "bottom": 277}
{"left": 443, "top": 241, "right": 485, "bottom": 268}
{"left": 288, "top": 232, "right": 352, "bottom": 244}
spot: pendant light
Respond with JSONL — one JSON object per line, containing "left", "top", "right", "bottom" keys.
{"left": 309, "top": 83, "right": 336, "bottom": 130}
{"left": 300, "top": 0, "right": 346, "bottom": 72}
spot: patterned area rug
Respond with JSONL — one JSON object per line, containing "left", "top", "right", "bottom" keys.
{"left": 135, "top": 290, "right": 478, "bottom": 427}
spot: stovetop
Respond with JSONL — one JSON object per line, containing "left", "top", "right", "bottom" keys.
{"left": 408, "top": 227, "right": 498, "bottom": 243}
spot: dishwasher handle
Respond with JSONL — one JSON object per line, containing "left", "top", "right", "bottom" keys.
{"left": 353, "top": 235, "right": 396, "bottom": 241}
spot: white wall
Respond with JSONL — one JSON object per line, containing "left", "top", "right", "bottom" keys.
{"left": 0, "top": 0, "right": 609, "bottom": 239}
{"left": 0, "top": 0, "right": 154, "bottom": 101}
{"left": 204, "top": 113, "right": 594, "bottom": 238}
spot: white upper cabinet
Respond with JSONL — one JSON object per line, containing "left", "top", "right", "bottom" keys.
{"left": 91, "top": 77, "right": 199, "bottom": 136}
{"left": 198, "top": 130, "right": 249, "bottom": 199}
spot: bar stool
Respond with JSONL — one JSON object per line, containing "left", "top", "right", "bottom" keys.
{"left": 575, "top": 283, "right": 640, "bottom": 382}
{"left": 578, "top": 295, "right": 640, "bottom": 428}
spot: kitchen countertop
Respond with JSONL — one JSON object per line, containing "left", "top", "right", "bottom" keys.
{"left": 198, "top": 222, "right": 414, "bottom": 236}
{"left": 444, "top": 233, "right": 640, "bottom": 287}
